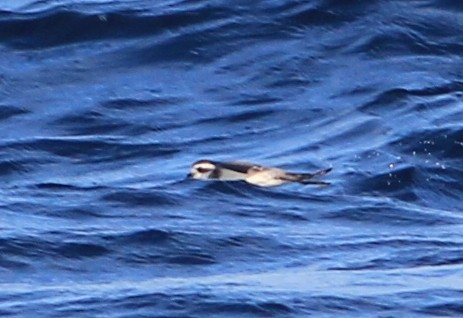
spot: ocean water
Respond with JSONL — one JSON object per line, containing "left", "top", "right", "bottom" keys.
{"left": 1, "top": 0, "right": 463, "bottom": 317}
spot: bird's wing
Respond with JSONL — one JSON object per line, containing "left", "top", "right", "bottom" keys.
{"left": 278, "top": 168, "right": 332, "bottom": 185}
{"left": 219, "top": 161, "right": 261, "bottom": 173}
{"left": 284, "top": 168, "right": 332, "bottom": 180}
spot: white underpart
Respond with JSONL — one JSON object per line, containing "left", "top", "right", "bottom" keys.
{"left": 217, "top": 168, "right": 248, "bottom": 180}
{"left": 245, "top": 168, "right": 287, "bottom": 187}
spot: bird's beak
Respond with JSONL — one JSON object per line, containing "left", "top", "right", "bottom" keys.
{"left": 186, "top": 173, "right": 193, "bottom": 179}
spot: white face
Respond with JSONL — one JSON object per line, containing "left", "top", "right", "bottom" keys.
{"left": 189, "top": 161, "right": 216, "bottom": 180}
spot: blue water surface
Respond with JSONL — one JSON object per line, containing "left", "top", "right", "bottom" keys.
{"left": 1, "top": 0, "right": 463, "bottom": 317}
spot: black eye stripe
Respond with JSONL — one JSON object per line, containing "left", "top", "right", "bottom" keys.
{"left": 197, "top": 167, "right": 211, "bottom": 173}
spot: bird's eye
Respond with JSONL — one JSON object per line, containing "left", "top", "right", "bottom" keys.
{"left": 197, "top": 167, "right": 210, "bottom": 173}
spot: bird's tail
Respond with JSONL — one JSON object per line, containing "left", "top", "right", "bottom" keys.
{"left": 283, "top": 168, "right": 332, "bottom": 186}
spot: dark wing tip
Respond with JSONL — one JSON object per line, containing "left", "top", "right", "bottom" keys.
{"left": 312, "top": 167, "right": 332, "bottom": 177}
{"left": 299, "top": 180, "right": 331, "bottom": 186}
